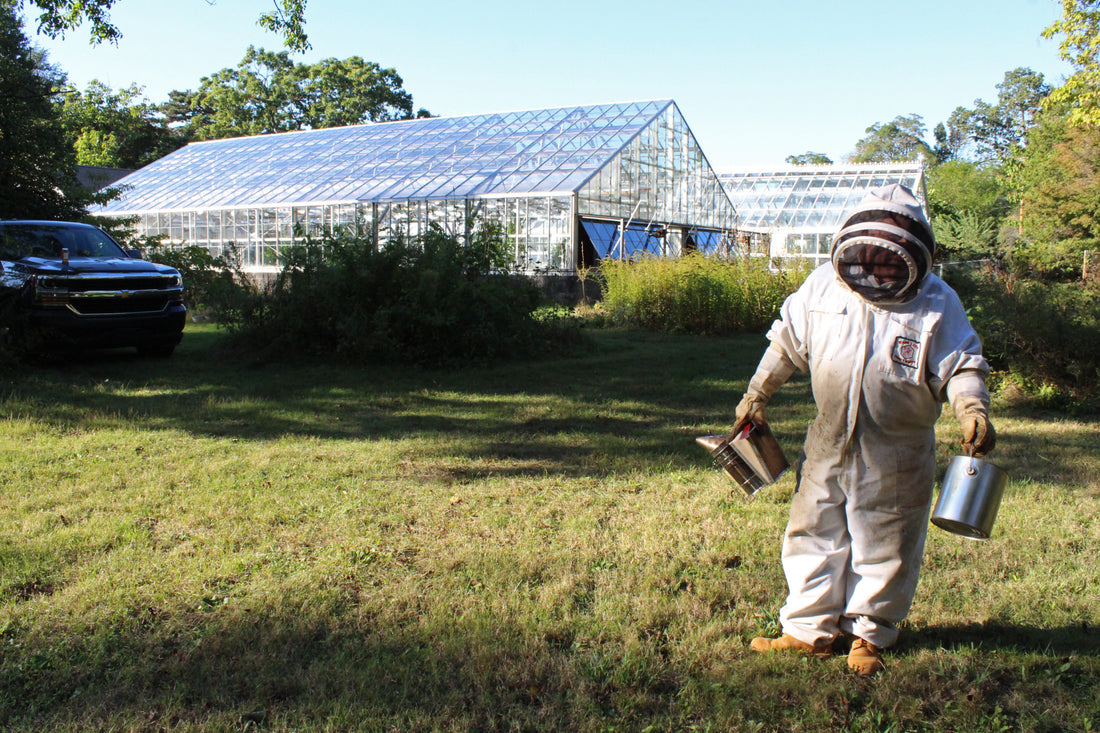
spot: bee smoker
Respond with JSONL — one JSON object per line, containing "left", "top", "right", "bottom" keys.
{"left": 696, "top": 423, "right": 789, "bottom": 497}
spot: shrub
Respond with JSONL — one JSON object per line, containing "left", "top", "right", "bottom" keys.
{"left": 141, "top": 241, "right": 256, "bottom": 317}
{"left": 597, "top": 254, "right": 808, "bottom": 335}
{"left": 219, "top": 224, "right": 588, "bottom": 367}
{"left": 947, "top": 265, "right": 1100, "bottom": 410}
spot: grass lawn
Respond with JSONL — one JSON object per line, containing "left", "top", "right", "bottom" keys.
{"left": 1, "top": 324, "right": 1097, "bottom": 732}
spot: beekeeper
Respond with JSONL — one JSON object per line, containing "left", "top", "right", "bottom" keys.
{"left": 736, "top": 184, "right": 995, "bottom": 675}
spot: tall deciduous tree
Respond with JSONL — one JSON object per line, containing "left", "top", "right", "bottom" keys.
{"left": 1042, "top": 0, "right": 1100, "bottom": 126}
{"left": 849, "top": 114, "right": 935, "bottom": 164}
{"left": 0, "top": 4, "right": 90, "bottom": 219}
{"left": 181, "top": 46, "right": 427, "bottom": 140}
{"left": 943, "top": 68, "right": 1050, "bottom": 164}
{"left": 997, "top": 68, "right": 1053, "bottom": 139}
{"left": 59, "top": 80, "right": 184, "bottom": 168}
{"left": 2, "top": 0, "right": 311, "bottom": 51}
{"left": 1017, "top": 108, "right": 1100, "bottom": 276}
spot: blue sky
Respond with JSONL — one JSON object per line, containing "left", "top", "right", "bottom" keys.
{"left": 29, "top": 0, "right": 1074, "bottom": 170}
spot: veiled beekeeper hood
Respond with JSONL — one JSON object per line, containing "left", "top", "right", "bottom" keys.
{"left": 831, "top": 183, "right": 935, "bottom": 304}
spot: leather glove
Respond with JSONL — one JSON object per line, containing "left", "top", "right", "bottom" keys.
{"left": 961, "top": 412, "right": 996, "bottom": 457}
{"left": 731, "top": 393, "right": 767, "bottom": 437}
{"left": 947, "top": 370, "right": 995, "bottom": 457}
{"left": 730, "top": 343, "right": 796, "bottom": 438}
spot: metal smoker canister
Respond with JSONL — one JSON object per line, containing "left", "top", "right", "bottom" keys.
{"left": 931, "top": 454, "right": 1009, "bottom": 540}
{"left": 696, "top": 424, "right": 789, "bottom": 497}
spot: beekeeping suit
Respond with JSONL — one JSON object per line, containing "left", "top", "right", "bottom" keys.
{"left": 736, "top": 184, "right": 994, "bottom": 651}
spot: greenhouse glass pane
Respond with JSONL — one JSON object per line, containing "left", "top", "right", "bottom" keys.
{"left": 694, "top": 229, "right": 721, "bottom": 254}
{"left": 580, "top": 220, "right": 619, "bottom": 258}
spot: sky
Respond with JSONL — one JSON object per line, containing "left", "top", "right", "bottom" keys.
{"left": 28, "top": 0, "right": 1076, "bottom": 171}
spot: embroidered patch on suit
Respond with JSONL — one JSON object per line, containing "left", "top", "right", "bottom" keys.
{"left": 892, "top": 337, "right": 920, "bottom": 368}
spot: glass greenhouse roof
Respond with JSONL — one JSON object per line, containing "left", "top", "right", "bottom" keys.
{"left": 100, "top": 100, "right": 683, "bottom": 214}
{"left": 718, "top": 163, "right": 926, "bottom": 229}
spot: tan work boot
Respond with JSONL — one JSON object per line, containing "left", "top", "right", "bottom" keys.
{"left": 847, "top": 637, "right": 885, "bottom": 676}
{"left": 750, "top": 633, "right": 833, "bottom": 658}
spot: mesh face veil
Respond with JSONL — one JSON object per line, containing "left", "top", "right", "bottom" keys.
{"left": 831, "top": 184, "right": 935, "bottom": 304}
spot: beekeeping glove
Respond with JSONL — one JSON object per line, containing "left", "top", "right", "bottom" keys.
{"left": 947, "top": 370, "right": 996, "bottom": 457}
{"left": 731, "top": 342, "right": 797, "bottom": 437}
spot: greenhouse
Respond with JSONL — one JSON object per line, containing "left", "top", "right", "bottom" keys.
{"left": 95, "top": 100, "right": 739, "bottom": 274}
{"left": 718, "top": 162, "right": 927, "bottom": 266}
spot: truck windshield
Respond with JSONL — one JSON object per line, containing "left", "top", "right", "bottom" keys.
{"left": 0, "top": 224, "right": 128, "bottom": 261}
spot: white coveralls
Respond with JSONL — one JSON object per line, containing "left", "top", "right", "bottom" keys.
{"left": 764, "top": 262, "right": 989, "bottom": 649}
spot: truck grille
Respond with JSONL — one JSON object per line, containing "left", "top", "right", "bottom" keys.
{"left": 64, "top": 275, "right": 179, "bottom": 293}
{"left": 69, "top": 295, "right": 177, "bottom": 315}
{"left": 36, "top": 273, "right": 183, "bottom": 316}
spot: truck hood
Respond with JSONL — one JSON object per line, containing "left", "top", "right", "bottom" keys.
{"left": 9, "top": 256, "right": 179, "bottom": 276}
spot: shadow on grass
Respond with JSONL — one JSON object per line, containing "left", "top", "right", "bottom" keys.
{"left": 4, "top": 610, "right": 1099, "bottom": 731}
{"left": 0, "top": 609, "right": 680, "bottom": 729}
{"left": 1, "top": 327, "right": 797, "bottom": 479}
{"left": 901, "top": 622, "right": 1100, "bottom": 655}
{"left": 6, "top": 327, "right": 1097, "bottom": 489}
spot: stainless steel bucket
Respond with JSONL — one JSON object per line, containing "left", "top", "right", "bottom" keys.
{"left": 931, "top": 455, "right": 1009, "bottom": 540}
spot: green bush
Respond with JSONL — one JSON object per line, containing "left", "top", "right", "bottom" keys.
{"left": 219, "top": 224, "right": 588, "bottom": 367}
{"left": 141, "top": 241, "right": 256, "bottom": 317}
{"left": 597, "top": 254, "right": 808, "bottom": 335}
{"left": 947, "top": 265, "right": 1100, "bottom": 410}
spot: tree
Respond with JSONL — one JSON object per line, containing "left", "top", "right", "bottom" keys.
{"left": 0, "top": 4, "right": 91, "bottom": 219}
{"left": 59, "top": 80, "right": 184, "bottom": 168}
{"left": 3, "top": 0, "right": 311, "bottom": 51}
{"left": 785, "top": 152, "right": 832, "bottom": 165}
{"left": 997, "top": 68, "right": 1052, "bottom": 141}
{"left": 1042, "top": 0, "right": 1100, "bottom": 126}
{"left": 182, "top": 46, "right": 425, "bottom": 140}
{"left": 933, "top": 121, "right": 961, "bottom": 163}
{"left": 159, "top": 89, "right": 210, "bottom": 136}
{"left": 849, "top": 114, "right": 935, "bottom": 164}
{"left": 944, "top": 68, "right": 1051, "bottom": 164}
{"left": 1017, "top": 108, "right": 1100, "bottom": 277}
{"left": 927, "top": 160, "right": 1012, "bottom": 222}
{"left": 293, "top": 56, "right": 426, "bottom": 128}
{"left": 186, "top": 47, "right": 297, "bottom": 139}
{"left": 926, "top": 160, "right": 1013, "bottom": 260}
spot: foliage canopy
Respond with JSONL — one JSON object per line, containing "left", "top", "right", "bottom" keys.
{"left": 1043, "top": 0, "right": 1100, "bottom": 127}
{"left": 60, "top": 80, "right": 182, "bottom": 168}
{"left": 784, "top": 152, "right": 832, "bottom": 165}
{"left": 167, "top": 46, "right": 429, "bottom": 140}
{"left": 4, "top": 0, "right": 311, "bottom": 51}
{"left": 850, "top": 114, "right": 935, "bottom": 164}
{"left": 0, "top": 4, "right": 95, "bottom": 219}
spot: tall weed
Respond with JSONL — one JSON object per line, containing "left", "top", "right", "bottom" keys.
{"left": 598, "top": 254, "right": 808, "bottom": 334}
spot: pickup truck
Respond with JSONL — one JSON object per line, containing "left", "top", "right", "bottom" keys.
{"left": 0, "top": 220, "right": 186, "bottom": 357}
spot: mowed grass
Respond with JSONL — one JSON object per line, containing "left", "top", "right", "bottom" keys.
{"left": 1, "top": 324, "right": 1097, "bottom": 732}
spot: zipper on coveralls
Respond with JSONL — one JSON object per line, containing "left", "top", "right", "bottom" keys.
{"left": 841, "top": 303, "right": 874, "bottom": 473}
